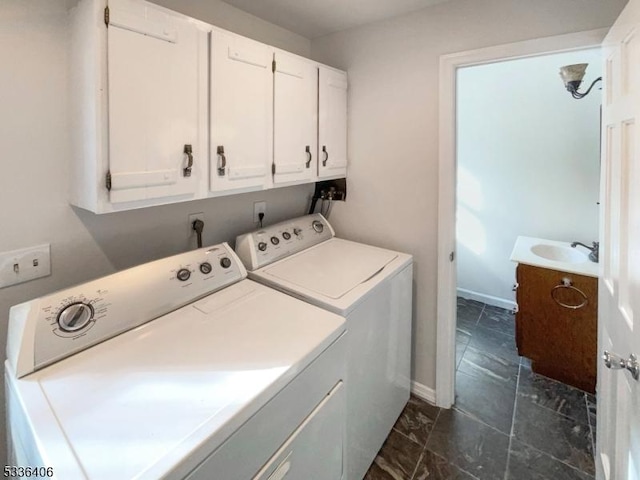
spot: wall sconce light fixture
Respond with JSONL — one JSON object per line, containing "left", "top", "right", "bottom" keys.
{"left": 559, "top": 63, "right": 602, "bottom": 99}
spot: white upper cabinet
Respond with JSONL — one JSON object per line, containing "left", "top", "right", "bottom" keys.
{"left": 107, "top": 0, "right": 205, "bottom": 204}
{"left": 210, "top": 30, "right": 273, "bottom": 194}
{"left": 318, "top": 67, "right": 348, "bottom": 179}
{"left": 69, "top": 0, "right": 346, "bottom": 214}
{"left": 69, "top": 0, "right": 208, "bottom": 213}
{"left": 273, "top": 51, "right": 318, "bottom": 186}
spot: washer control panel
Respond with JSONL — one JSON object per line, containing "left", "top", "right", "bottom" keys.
{"left": 6, "top": 243, "right": 246, "bottom": 378}
{"left": 235, "top": 214, "right": 335, "bottom": 271}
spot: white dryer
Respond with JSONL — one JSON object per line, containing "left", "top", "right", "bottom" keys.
{"left": 5, "top": 243, "right": 346, "bottom": 480}
{"left": 235, "top": 214, "right": 413, "bottom": 480}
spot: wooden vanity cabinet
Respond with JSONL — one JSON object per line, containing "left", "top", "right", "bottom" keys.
{"left": 515, "top": 263, "right": 597, "bottom": 393}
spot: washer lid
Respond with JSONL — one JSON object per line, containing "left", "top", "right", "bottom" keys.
{"left": 16, "top": 280, "right": 345, "bottom": 480}
{"left": 261, "top": 239, "right": 398, "bottom": 299}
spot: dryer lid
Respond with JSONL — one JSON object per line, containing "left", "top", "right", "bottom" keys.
{"left": 261, "top": 239, "right": 398, "bottom": 299}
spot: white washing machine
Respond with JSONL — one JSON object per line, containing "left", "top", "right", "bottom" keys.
{"left": 235, "top": 214, "right": 413, "bottom": 480}
{"left": 5, "top": 243, "right": 347, "bottom": 480}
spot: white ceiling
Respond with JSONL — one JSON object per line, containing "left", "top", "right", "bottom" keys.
{"left": 220, "top": 0, "right": 452, "bottom": 39}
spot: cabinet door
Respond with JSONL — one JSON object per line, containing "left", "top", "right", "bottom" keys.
{"left": 107, "top": 0, "right": 204, "bottom": 204}
{"left": 516, "top": 264, "right": 597, "bottom": 392}
{"left": 210, "top": 30, "right": 272, "bottom": 193}
{"left": 318, "top": 67, "right": 348, "bottom": 179}
{"left": 273, "top": 52, "right": 317, "bottom": 185}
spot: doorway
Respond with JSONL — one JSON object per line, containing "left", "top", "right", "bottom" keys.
{"left": 455, "top": 50, "right": 601, "bottom": 312}
{"left": 435, "top": 29, "right": 607, "bottom": 408}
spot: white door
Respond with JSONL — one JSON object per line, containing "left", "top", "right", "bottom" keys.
{"left": 273, "top": 51, "right": 317, "bottom": 186}
{"left": 210, "top": 30, "right": 272, "bottom": 193}
{"left": 318, "top": 67, "right": 348, "bottom": 179}
{"left": 107, "top": 0, "right": 204, "bottom": 204}
{"left": 598, "top": 1, "right": 640, "bottom": 479}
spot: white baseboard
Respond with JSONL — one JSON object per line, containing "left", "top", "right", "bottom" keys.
{"left": 457, "top": 287, "right": 516, "bottom": 311}
{"left": 411, "top": 381, "right": 436, "bottom": 405}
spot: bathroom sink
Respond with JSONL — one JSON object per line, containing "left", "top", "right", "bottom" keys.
{"left": 530, "top": 244, "right": 588, "bottom": 263}
{"left": 510, "top": 236, "right": 598, "bottom": 278}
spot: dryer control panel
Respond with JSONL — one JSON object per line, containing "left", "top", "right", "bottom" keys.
{"left": 235, "top": 214, "right": 335, "bottom": 271}
{"left": 6, "top": 243, "right": 246, "bottom": 378}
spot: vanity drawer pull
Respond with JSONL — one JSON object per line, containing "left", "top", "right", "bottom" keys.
{"left": 551, "top": 277, "right": 588, "bottom": 309}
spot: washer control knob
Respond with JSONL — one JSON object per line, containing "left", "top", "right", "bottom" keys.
{"left": 199, "top": 262, "right": 212, "bottom": 275}
{"left": 282, "top": 231, "right": 291, "bottom": 240}
{"left": 220, "top": 257, "right": 232, "bottom": 269}
{"left": 258, "top": 242, "right": 268, "bottom": 251}
{"left": 177, "top": 268, "right": 191, "bottom": 282}
{"left": 293, "top": 228, "right": 302, "bottom": 236}
{"left": 312, "top": 220, "right": 324, "bottom": 233}
{"left": 58, "top": 302, "right": 94, "bottom": 332}
{"left": 270, "top": 236, "right": 280, "bottom": 245}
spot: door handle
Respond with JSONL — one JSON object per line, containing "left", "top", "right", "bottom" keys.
{"left": 305, "top": 146, "right": 312, "bottom": 168}
{"left": 217, "top": 146, "right": 226, "bottom": 176}
{"left": 322, "top": 146, "right": 329, "bottom": 166}
{"left": 183, "top": 144, "right": 193, "bottom": 177}
{"left": 603, "top": 351, "right": 639, "bottom": 380}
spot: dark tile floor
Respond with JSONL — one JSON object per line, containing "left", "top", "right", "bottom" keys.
{"left": 365, "top": 297, "right": 597, "bottom": 480}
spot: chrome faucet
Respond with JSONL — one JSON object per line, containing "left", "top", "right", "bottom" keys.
{"left": 571, "top": 241, "right": 599, "bottom": 263}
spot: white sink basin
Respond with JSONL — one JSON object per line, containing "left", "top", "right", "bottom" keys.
{"left": 510, "top": 236, "right": 598, "bottom": 278}
{"left": 530, "top": 244, "right": 589, "bottom": 263}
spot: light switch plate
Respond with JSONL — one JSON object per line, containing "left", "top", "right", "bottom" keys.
{"left": 0, "top": 244, "right": 51, "bottom": 288}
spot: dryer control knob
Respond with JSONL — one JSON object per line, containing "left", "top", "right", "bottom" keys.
{"left": 312, "top": 220, "right": 324, "bottom": 233}
{"left": 177, "top": 268, "right": 191, "bottom": 282}
{"left": 199, "top": 262, "right": 212, "bottom": 275}
{"left": 258, "top": 242, "right": 268, "bottom": 251}
{"left": 270, "top": 236, "right": 280, "bottom": 245}
{"left": 293, "top": 228, "right": 302, "bottom": 236}
{"left": 282, "top": 231, "right": 291, "bottom": 240}
{"left": 58, "top": 302, "right": 94, "bottom": 332}
{"left": 220, "top": 257, "right": 232, "bottom": 269}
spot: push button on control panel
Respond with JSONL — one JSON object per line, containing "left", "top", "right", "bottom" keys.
{"left": 258, "top": 242, "right": 268, "bottom": 251}
{"left": 220, "top": 257, "right": 232, "bottom": 269}
{"left": 270, "top": 236, "right": 280, "bottom": 245}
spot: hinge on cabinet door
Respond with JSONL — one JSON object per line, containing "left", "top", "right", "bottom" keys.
{"left": 271, "top": 164, "right": 276, "bottom": 175}
{"left": 449, "top": 251, "right": 455, "bottom": 262}
{"left": 272, "top": 60, "right": 276, "bottom": 73}
{"left": 104, "top": 6, "right": 110, "bottom": 26}
{"left": 106, "top": 171, "right": 112, "bottom": 191}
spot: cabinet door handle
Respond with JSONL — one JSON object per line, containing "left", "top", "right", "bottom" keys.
{"left": 305, "top": 146, "right": 312, "bottom": 168}
{"left": 551, "top": 277, "right": 588, "bottom": 309}
{"left": 183, "top": 144, "right": 193, "bottom": 177}
{"left": 322, "top": 146, "right": 329, "bottom": 166}
{"left": 217, "top": 146, "right": 226, "bottom": 176}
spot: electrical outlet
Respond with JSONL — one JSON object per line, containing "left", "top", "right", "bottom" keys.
{"left": 0, "top": 244, "right": 51, "bottom": 288}
{"left": 188, "top": 212, "right": 204, "bottom": 237}
{"left": 253, "top": 201, "right": 266, "bottom": 224}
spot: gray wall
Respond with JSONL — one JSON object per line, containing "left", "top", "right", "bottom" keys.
{"left": 0, "top": 0, "right": 312, "bottom": 463}
{"left": 310, "top": 0, "right": 627, "bottom": 392}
